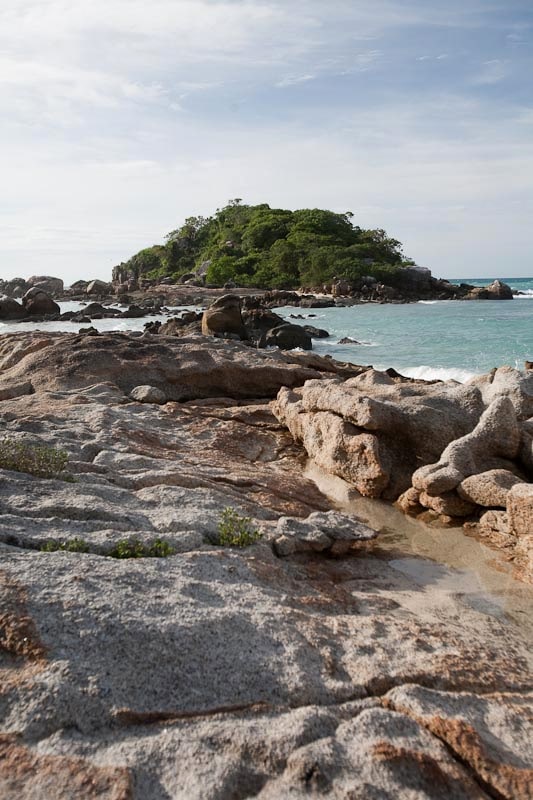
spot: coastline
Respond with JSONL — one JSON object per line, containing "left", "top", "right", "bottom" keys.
{"left": 0, "top": 317, "right": 532, "bottom": 796}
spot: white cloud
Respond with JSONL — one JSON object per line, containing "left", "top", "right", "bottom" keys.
{"left": 275, "top": 74, "right": 316, "bottom": 88}
{"left": 472, "top": 59, "right": 510, "bottom": 85}
{"left": 0, "top": 0, "right": 531, "bottom": 282}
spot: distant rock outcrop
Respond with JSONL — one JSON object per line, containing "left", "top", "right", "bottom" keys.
{"left": 21, "top": 287, "right": 60, "bottom": 316}
{"left": 27, "top": 275, "right": 64, "bottom": 296}
{"left": 466, "top": 279, "right": 513, "bottom": 300}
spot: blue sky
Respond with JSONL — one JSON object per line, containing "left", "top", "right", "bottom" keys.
{"left": 1, "top": 0, "right": 532, "bottom": 283}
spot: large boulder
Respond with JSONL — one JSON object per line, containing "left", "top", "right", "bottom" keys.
{"left": 129, "top": 385, "right": 167, "bottom": 405}
{"left": 86, "top": 279, "right": 112, "bottom": 296}
{"left": 331, "top": 279, "right": 352, "bottom": 297}
{"left": 201, "top": 294, "right": 246, "bottom": 339}
{"left": 21, "top": 287, "right": 60, "bottom": 316}
{"left": 458, "top": 469, "right": 525, "bottom": 508}
{"left": 397, "top": 265, "right": 432, "bottom": 293}
{"left": 271, "top": 510, "right": 378, "bottom": 556}
{"left": 260, "top": 323, "right": 313, "bottom": 351}
{"left": 68, "top": 280, "right": 89, "bottom": 294}
{"left": 467, "top": 280, "right": 513, "bottom": 300}
{"left": 242, "top": 308, "right": 285, "bottom": 345}
{"left": 27, "top": 275, "right": 64, "bottom": 295}
{"left": 273, "top": 369, "right": 490, "bottom": 499}
{"left": 0, "top": 296, "right": 26, "bottom": 320}
{"left": 0, "top": 277, "right": 28, "bottom": 298}
{"left": 507, "top": 483, "right": 533, "bottom": 536}
{"left": 412, "top": 397, "right": 522, "bottom": 496}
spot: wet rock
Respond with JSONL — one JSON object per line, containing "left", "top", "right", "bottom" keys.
{"left": 464, "top": 510, "right": 516, "bottom": 549}
{"left": 418, "top": 490, "right": 477, "bottom": 518}
{"left": 514, "top": 534, "right": 533, "bottom": 583}
{"left": 260, "top": 323, "right": 313, "bottom": 351}
{"left": 122, "top": 304, "right": 146, "bottom": 318}
{"left": 242, "top": 308, "right": 285, "bottom": 344}
{"left": 395, "top": 487, "right": 425, "bottom": 516}
{"left": 302, "top": 325, "right": 329, "bottom": 338}
{"left": 0, "top": 296, "right": 26, "bottom": 320}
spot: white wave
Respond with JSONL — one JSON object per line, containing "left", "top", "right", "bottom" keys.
{"left": 418, "top": 300, "right": 438, "bottom": 305}
{"left": 396, "top": 365, "right": 481, "bottom": 383}
{"left": 514, "top": 290, "right": 533, "bottom": 298}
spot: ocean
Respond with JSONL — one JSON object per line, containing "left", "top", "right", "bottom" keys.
{"left": 277, "top": 277, "right": 533, "bottom": 381}
{"left": 1, "top": 277, "right": 531, "bottom": 383}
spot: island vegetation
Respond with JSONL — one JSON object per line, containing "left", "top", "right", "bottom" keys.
{"left": 114, "top": 199, "right": 414, "bottom": 289}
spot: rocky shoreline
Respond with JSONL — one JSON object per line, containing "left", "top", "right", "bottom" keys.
{"left": 0, "top": 269, "right": 523, "bottom": 331}
{"left": 0, "top": 323, "right": 532, "bottom": 798}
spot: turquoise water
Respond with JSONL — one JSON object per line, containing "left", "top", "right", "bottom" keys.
{"left": 276, "top": 277, "right": 533, "bottom": 381}
{"left": 1, "top": 279, "right": 531, "bottom": 382}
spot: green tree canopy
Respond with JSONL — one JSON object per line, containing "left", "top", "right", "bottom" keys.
{"left": 117, "top": 201, "right": 413, "bottom": 289}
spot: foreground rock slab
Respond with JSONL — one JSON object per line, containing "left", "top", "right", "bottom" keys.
{"left": 1, "top": 545, "right": 531, "bottom": 800}
{"left": 0, "top": 332, "right": 531, "bottom": 798}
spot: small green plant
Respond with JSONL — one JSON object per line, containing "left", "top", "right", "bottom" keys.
{"left": 40, "top": 537, "right": 90, "bottom": 553}
{"left": 217, "top": 507, "right": 262, "bottom": 548}
{"left": 0, "top": 438, "right": 69, "bottom": 479}
{"left": 109, "top": 538, "right": 175, "bottom": 559}
{"left": 148, "top": 538, "right": 175, "bottom": 558}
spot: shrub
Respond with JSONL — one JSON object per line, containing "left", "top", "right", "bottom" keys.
{"left": 0, "top": 438, "right": 69, "bottom": 479}
{"left": 40, "top": 538, "right": 90, "bottom": 553}
{"left": 109, "top": 538, "right": 175, "bottom": 558}
{"left": 217, "top": 507, "right": 262, "bottom": 547}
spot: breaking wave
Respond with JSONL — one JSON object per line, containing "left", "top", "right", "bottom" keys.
{"left": 395, "top": 365, "right": 481, "bottom": 383}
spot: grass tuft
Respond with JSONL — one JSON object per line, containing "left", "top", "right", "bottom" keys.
{"left": 109, "top": 538, "right": 175, "bottom": 559}
{"left": 217, "top": 507, "right": 262, "bottom": 548}
{"left": 0, "top": 438, "right": 70, "bottom": 479}
{"left": 40, "top": 538, "right": 90, "bottom": 553}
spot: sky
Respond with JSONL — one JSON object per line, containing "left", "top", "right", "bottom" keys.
{"left": 1, "top": 0, "right": 532, "bottom": 284}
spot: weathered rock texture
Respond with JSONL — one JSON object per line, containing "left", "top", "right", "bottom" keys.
{"left": 0, "top": 331, "right": 365, "bottom": 402}
{"left": 201, "top": 293, "right": 246, "bottom": 339}
{"left": 273, "top": 366, "right": 533, "bottom": 578}
{"left": 0, "top": 332, "right": 531, "bottom": 798}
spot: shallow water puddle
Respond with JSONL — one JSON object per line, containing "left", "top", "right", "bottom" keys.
{"left": 305, "top": 461, "right": 533, "bottom": 640}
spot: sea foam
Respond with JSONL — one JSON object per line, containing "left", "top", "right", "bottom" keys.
{"left": 395, "top": 365, "right": 480, "bottom": 384}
